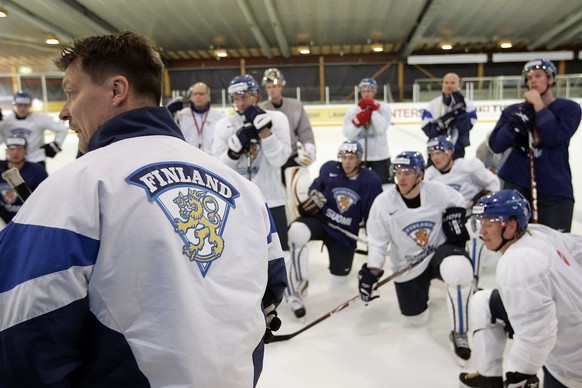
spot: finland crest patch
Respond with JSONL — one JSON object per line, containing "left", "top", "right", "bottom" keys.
{"left": 403, "top": 221, "right": 435, "bottom": 248}
{"left": 332, "top": 187, "right": 360, "bottom": 214}
{"left": 127, "top": 162, "right": 240, "bottom": 277}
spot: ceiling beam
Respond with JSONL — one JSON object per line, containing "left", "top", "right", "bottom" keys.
{"left": 547, "top": 23, "right": 582, "bottom": 50}
{"left": 5, "top": 1, "right": 75, "bottom": 42}
{"left": 235, "top": 0, "right": 274, "bottom": 59}
{"left": 52, "top": 0, "right": 118, "bottom": 35}
{"left": 262, "top": 0, "right": 290, "bottom": 58}
{"left": 397, "top": 0, "right": 446, "bottom": 60}
{"left": 528, "top": 7, "right": 582, "bottom": 50}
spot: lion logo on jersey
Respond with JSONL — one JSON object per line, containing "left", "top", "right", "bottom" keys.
{"left": 403, "top": 221, "right": 435, "bottom": 248}
{"left": 127, "top": 162, "right": 239, "bottom": 277}
{"left": 332, "top": 187, "right": 360, "bottom": 214}
{"left": 173, "top": 189, "right": 224, "bottom": 261}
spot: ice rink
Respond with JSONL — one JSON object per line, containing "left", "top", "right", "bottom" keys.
{"left": 15, "top": 119, "right": 582, "bottom": 387}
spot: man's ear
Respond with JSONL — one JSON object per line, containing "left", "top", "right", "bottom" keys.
{"left": 111, "top": 76, "right": 130, "bottom": 106}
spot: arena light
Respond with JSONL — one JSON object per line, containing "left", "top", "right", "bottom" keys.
{"left": 492, "top": 51, "right": 574, "bottom": 62}
{"left": 371, "top": 43, "right": 384, "bottom": 53}
{"left": 407, "top": 53, "right": 488, "bottom": 65}
{"left": 440, "top": 42, "right": 453, "bottom": 50}
{"left": 0, "top": 7, "right": 7, "bottom": 17}
{"left": 298, "top": 45, "right": 311, "bottom": 55}
{"left": 45, "top": 35, "right": 60, "bottom": 45}
{"left": 214, "top": 49, "right": 228, "bottom": 58}
{"left": 498, "top": 40, "right": 513, "bottom": 49}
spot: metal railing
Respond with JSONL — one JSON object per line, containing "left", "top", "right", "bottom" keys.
{"left": 412, "top": 74, "right": 582, "bottom": 102}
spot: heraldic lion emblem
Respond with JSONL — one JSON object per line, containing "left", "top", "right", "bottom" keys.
{"left": 173, "top": 188, "right": 224, "bottom": 261}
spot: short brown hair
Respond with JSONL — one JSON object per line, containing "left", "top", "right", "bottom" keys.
{"left": 54, "top": 31, "right": 164, "bottom": 104}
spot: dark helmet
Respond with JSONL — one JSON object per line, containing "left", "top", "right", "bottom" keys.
{"left": 338, "top": 141, "right": 363, "bottom": 159}
{"left": 392, "top": 151, "right": 425, "bottom": 174}
{"left": 227, "top": 75, "right": 259, "bottom": 98}
{"left": 522, "top": 59, "right": 557, "bottom": 86}
{"left": 427, "top": 136, "right": 454, "bottom": 153}
{"left": 472, "top": 189, "right": 531, "bottom": 230}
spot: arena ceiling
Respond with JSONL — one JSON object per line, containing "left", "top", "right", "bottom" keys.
{"left": 1, "top": 0, "right": 582, "bottom": 73}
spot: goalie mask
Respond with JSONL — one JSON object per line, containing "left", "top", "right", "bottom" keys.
{"left": 262, "top": 68, "right": 286, "bottom": 87}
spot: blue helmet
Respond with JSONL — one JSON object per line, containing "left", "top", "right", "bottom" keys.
{"left": 472, "top": 189, "right": 531, "bottom": 230}
{"left": 228, "top": 75, "right": 259, "bottom": 98}
{"left": 392, "top": 151, "right": 425, "bottom": 174}
{"left": 13, "top": 91, "right": 32, "bottom": 105}
{"left": 358, "top": 78, "right": 377, "bottom": 91}
{"left": 338, "top": 141, "right": 363, "bottom": 159}
{"left": 522, "top": 59, "right": 556, "bottom": 86}
{"left": 427, "top": 136, "right": 454, "bottom": 153}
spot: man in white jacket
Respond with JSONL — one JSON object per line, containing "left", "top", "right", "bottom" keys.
{"left": 213, "top": 74, "right": 292, "bottom": 258}
{"left": 460, "top": 190, "right": 582, "bottom": 388}
{"left": 343, "top": 78, "right": 393, "bottom": 185}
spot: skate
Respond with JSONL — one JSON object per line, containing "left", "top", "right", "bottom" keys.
{"left": 286, "top": 294, "right": 306, "bottom": 318}
{"left": 459, "top": 372, "right": 503, "bottom": 388}
{"left": 449, "top": 331, "right": 471, "bottom": 366}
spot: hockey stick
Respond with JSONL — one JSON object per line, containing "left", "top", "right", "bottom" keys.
{"left": 2, "top": 167, "right": 32, "bottom": 202}
{"left": 270, "top": 247, "right": 434, "bottom": 342}
{"left": 528, "top": 130, "right": 539, "bottom": 223}
{"left": 326, "top": 221, "right": 368, "bottom": 245}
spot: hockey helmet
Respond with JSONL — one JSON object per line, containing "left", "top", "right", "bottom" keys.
{"left": 472, "top": 189, "right": 531, "bottom": 230}
{"left": 427, "top": 136, "right": 454, "bottom": 153}
{"left": 522, "top": 59, "right": 556, "bottom": 86}
{"left": 262, "top": 68, "right": 286, "bottom": 87}
{"left": 6, "top": 135, "right": 27, "bottom": 149}
{"left": 358, "top": 78, "right": 378, "bottom": 91}
{"left": 338, "top": 141, "right": 363, "bottom": 160}
{"left": 13, "top": 91, "right": 32, "bottom": 105}
{"left": 228, "top": 75, "right": 259, "bottom": 98}
{"left": 392, "top": 151, "right": 425, "bottom": 174}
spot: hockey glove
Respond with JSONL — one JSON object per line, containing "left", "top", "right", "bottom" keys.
{"left": 442, "top": 207, "right": 470, "bottom": 247}
{"left": 358, "top": 264, "right": 384, "bottom": 303}
{"left": 504, "top": 372, "right": 539, "bottom": 388}
{"left": 263, "top": 303, "right": 282, "bottom": 344}
{"left": 352, "top": 109, "right": 372, "bottom": 128}
{"left": 228, "top": 124, "right": 259, "bottom": 159}
{"left": 509, "top": 103, "right": 535, "bottom": 137}
{"left": 451, "top": 91, "right": 466, "bottom": 109}
{"left": 358, "top": 99, "right": 380, "bottom": 111}
{"left": 42, "top": 141, "right": 61, "bottom": 158}
{"left": 294, "top": 142, "right": 316, "bottom": 166}
{"left": 434, "top": 109, "right": 460, "bottom": 132}
{"left": 298, "top": 189, "right": 327, "bottom": 216}
{"left": 242, "top": 105, "right": 272, "bottom": 133}
{"left": 165, "top": 96, "right": 184, "bottom": 115}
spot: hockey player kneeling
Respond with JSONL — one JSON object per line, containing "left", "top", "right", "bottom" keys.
{"left": 359, "top": 151, "right": 474, "bottom": 366}
{"left": 284, "top": 141, "right": 382, "bottom": 318}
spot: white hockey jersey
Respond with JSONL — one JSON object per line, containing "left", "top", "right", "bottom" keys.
{"left": 212, "top": 110, "right": 291, "bottom": 208}
{"left": 0, "top": 111, "right": 68, "bottom": 163}
{"left": 366, "top": 180, "right": 466, "bottom": 282}
{"left": 424, "top": 158, "right": 500, "bottom": 207}
{"left": 343, "top": 101, "right": 392, "bottom": 162}
{"left": 175, "top": 105, "right": 226, "bottom": 154}
{"left": 497, "top": 224, "right": 582, "bottom": 388}
{"left": 0, "top": 107, "right": 287, "bottom": 387}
